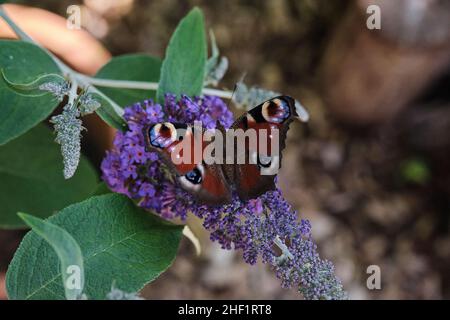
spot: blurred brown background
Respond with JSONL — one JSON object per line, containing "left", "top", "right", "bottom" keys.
{"left": 1, "top": 0, "right": 450, "bottom": 299}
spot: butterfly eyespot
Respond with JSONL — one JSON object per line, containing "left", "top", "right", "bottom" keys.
{"left": 178, "top": 164, "right": 205, "bottom": 191}
{"left": 185, "top": 168, "right": 203, "bottom": 184}
{"left": 246, "top": 114, "right": 256, "bottom": 124}
{"left": 149, "top": 122, "right": 177, "bottom": 148}
{"left": 262, "top": 98, "right": 290, "bottom": 124}
{"left": 260, "top": 155, "right": 280, "bottom": 176}
{"left": 249, "top": 152, "right": 271, "bottom": 168}
{"left": 257, "top": 154, "right": 272, "bottom": 168}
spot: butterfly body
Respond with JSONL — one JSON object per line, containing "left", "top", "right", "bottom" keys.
{"left": 144, "top": 96, "right": 301, "bottom": 205}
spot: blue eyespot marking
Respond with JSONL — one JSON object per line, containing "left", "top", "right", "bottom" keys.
{"left": 185, "top": 167, "right": 202, "bottom": 184}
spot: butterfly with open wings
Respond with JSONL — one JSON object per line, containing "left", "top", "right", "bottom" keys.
{"left": 143, "top": 95, "right": 306, "bottom": 205}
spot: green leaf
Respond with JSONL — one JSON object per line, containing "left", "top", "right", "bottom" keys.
{"left": 157, "top": 7, "right": 206, "bottom": 103}
{"left": 0, "top": 123, "right": 98, "bottom": 229}
{"left": 401, "top": 158, "right": 430, "bottom": 185}
{"left": 0, "top": 40, "right": 62, "bottom": 145}
{"left": 95, "top": 54, "right": 161, "bottom": 105}
{"left": 6, "top": 194, "right": 183, "bottom": 300}
{"left": 18, "top": 213, "right": 85, "bottom": 300}
{"left": 91, "top": 182, "right": 112, "bottom": 196}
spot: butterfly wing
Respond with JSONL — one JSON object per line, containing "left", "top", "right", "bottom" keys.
{"left": 229, "top": 96, "right": 298, "bottom": 201}
{"left": 143, "top": 122, "right": 231, "bottom": 205}
{"left": 143, "top": 96, "right": 300, "bottom": 204}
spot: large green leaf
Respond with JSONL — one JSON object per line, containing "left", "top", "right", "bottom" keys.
{"left": 95, "top": 54, "right": 161, "bottom": 106}
{"left": 0, "top": 123, "right": 98, "bottom": 229}
{"left": 18, "top": 213, "right": 85, "bottom": 300}
{"left": 157, "top": 7, "right": 206, "bottom": 103}
{"left": 0, "top": 40, "right": 61, "bottom": 145}
{"left": 6, "top": 194, "right": 183, "bottom": 300}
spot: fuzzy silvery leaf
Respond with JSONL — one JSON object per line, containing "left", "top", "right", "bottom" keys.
{"left": 232, "top": 80, "right": 309, "bottom": 122}
{"left": 232, "top": 81, "right": 277, "bottom": 109}
{"left": 78, "top": 93, "right": 101, "bottom": 116}
{"left": 107, "top": 285, "right": 143, "bottom": 300}
{"left": 50, "top": 103, "right": 83, "bottom": 179}
{"left": 205, "top": 57, "right": 228, "bottom": 87}
{"left": 39, "top": 81, "right": 71, "bottom": 102}
{"left": 204, "top": 30, "right": 228, "bottom": 86}
{"left": 205, "top": 30, "right": 220, "bottom": 69}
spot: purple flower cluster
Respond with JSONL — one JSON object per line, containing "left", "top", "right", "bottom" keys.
{"left": 101, "top": 94, "right": 346, "bottom": 299}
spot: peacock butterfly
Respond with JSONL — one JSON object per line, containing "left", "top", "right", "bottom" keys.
{"left": 143, "top": 96, "right": 305, "bottom": 205}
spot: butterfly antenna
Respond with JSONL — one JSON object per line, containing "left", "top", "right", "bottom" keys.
{"left": 294, "top": 99, "right": 310, "bottom": 122}
{"left": 226, "top": 82, "right": 238, "bottom": 111}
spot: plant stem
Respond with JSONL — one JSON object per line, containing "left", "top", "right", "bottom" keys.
{"left": 203, "top": 87, "right": 234, "bottom": 99}
{"left": 67, "top": 76, "right": 78, "bottom": 107}
{"left": 76, "top": 74, "right": 234, "bottom": 99}
{"left": 0, "top": 6, "right": 33, "bottom": 42}
{"left": 76, "top": 74, "right": 158, "bottom": 90}
{"left": 273, "top": 235, "right": 294, "bottom": 260}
